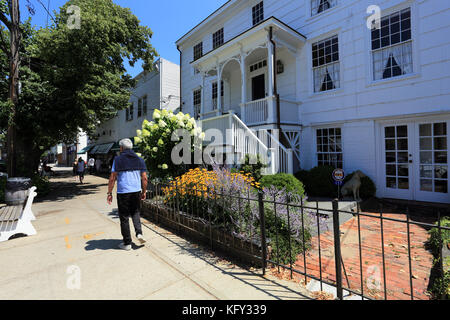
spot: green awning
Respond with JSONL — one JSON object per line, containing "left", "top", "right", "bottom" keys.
{"left": 77, "top": 145, "right": 94, "bottom": 154}
{"left": 90, "top": 142, "right": 115, "bottom": 155}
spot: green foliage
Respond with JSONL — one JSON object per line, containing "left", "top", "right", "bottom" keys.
{"left": 295, "top": 166, "right": 336, "bottom": 198}
{"left": 31, "top": 174, "right": 50, "bottom": 198}
{"left": 135, "top": 109, "right": 204, "bottom": 180}
{"left": 0, "top": 174, "right": 6, "bottom": 203}
{"left": 427, "top": 218, "right": 450, "bottom": 299}
{"left": 240, "top": 154, "right": 267, "bottom": 182}
{"left": 264, "top": 204, "right": 311, "bottom": 265}
{"left": 342, "top": 172, "right": 377, "bottom": 199}
{"left": 0, "top": 0, "right": 157, "bottom": 175}
{"left": 428, "top": 217, "right": 450, "bottom": 256}
{"left": 260, "top": 173, "right": 305, "bottom": 199}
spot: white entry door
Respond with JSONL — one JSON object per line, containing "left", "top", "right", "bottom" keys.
{"left": 382, "top": 123, "right": 414, "bottom": 200}
{"left": 381, "top": 119, "right": 449, "bottom": 203}
{"left": 414, "top": 121, "right": 449, "bottom": 203}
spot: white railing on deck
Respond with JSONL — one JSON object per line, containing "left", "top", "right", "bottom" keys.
{"left": 255, "top": 129, "right": 293, "bottom": 174}
{"left": 199, "top": 113, "right": 293, "bottom": 175}
{"left": 240, "top": 96, "right": 270, "bottom": 126}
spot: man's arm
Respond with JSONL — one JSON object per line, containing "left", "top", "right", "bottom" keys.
{"left": 141, "top": 171, "right": 148, "bottom": 200}
{"left": 107, "top": 172, "right": 117, "bottom": 205}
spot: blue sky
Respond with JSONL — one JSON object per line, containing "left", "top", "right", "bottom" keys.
{"left": 20, "top": 0, "right": 228, "bottom": 77}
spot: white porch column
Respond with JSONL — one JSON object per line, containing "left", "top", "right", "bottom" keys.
{"left": 240, "top": 52, "right": 247, "bottom": 122}
{"left": 267, "top": 38, "right": 276, "bottom": 124}
{"left": 216, "top": 63, "right": 222, "bottom": 116}
{"left": 200, "top": 73, "right": 206, "bottom": 119}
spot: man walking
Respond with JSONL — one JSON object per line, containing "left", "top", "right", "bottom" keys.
{"left": 107, "top": 139, "right": 148, "bottom": 250}
{"left": 88, "top": 157, "right": 95, "bottom": 175}
{"left": 77, "top": 157, "right": 86, "bottom": 184}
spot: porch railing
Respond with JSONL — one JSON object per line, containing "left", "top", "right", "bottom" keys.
{"left": 255, "top": 129, "right": 294, "bottom": 174}
{"left": 240, "top": 96, "right": 273, "bottom": 126}
{"left": 145, "top": 183, "right": 450, "bottom": 301}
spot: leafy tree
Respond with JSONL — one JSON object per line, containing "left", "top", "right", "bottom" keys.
{"left": 0, "top": 0, "right": 157, "bottom": 176}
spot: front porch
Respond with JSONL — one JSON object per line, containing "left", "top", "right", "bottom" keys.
{"left": 192, "top": 17, "right": 305, "bottom": 129}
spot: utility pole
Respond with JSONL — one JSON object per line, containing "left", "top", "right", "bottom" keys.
{"left": 7, "top": 0, "right": 21, "bottom": 177}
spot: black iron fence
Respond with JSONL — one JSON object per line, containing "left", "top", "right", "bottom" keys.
{"left": 144, "top": 181, "right": 449, "bottom": 300}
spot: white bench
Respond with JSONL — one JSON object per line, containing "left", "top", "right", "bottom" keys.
{"left": 0, "top": 186, "right": 37, "bottom": 242}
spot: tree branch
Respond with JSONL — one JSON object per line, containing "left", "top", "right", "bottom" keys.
{"left": 0, "top": 11, "right": 11, "bottom": 30}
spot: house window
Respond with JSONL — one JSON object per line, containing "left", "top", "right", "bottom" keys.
{"left": 212, "top": 81, "right": 224, "bottom": 110}
{"left": 252, "top": 1, "right": 264, "bottom": 26}
{"left": 312, "top": 35, "right": 340, "bottom": 92}
{"left": 126, "top": 103, "right": 134, "bottom": 121}
{"left": 138, "top": 98, "right": 143, "bottom": 117}
{"left": 193, "top": 42, "right": 203, "bottom": 61}
{"left": 249, "top": 59, "right": 267, "bottom": 73}
{"left": 129, "top": 103, "right": 134, "bottom": 121}
{"left": 212, "top": 28, "right": 224, "bottom": 50}
{"left": 212, "top": 81, "right": 224, "bottom": 99}
{"left": 317, "top": 128, "right": 343, "bottom": 168}
{"left": 311, "top": 0, "right": 337, "bottom": 16}
{"left": 143, "top": 95, "right": 148, "bottom": 115}
{"left": 371, "top": 8, "right": 412, "bottom": 81}
{"left": 193, "top": 89, "right": 201, "bottom": 119}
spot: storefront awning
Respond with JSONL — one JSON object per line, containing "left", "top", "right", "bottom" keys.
{"left": 90, "top": 142, "right": 115, "bottom": 155}
{"left": 77, "top": 145, "right": 94, "bottom": 154}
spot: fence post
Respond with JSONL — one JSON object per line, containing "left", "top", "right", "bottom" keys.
{"left": 332, "top": 199, "right": 343, "bottom": 300}
{"left": 258, "top": 191, "right": 267, "bottom": 275}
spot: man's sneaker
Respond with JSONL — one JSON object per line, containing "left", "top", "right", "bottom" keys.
{"left": 118, "top": 242, "right": 132, "bottom": 251}
{"left": 137, "top": 234, "right": 147, "bottom": 244}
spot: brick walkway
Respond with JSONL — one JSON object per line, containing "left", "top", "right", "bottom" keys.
{"left": 291, "top": 212, "right": 435, "bottom": 300}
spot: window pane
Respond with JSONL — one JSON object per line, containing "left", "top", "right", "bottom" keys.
{"left": 398, "top": 178, "right": 409, "bottom": 189}
{"left": 420, "top": 124, "right": 432, "bottom": 137}
{"left": 435, "top": 166, "right": 448, "bottom": 179}
{"left": 420, "top": 138, "right": 432, "bottom": 150}
{"left": 420, "top": 179, "right": 433, "bottom": 192}
{"left": 434, "top": 123, "right": 447, "bottom": 136}
{"left": 435, "top": 137, "right": 447, "bottom": 151}
{"left": 385, "top": 127, "right": 395, "bottom": 138}
{"left": 420, "top": 165, "right": 433, "bottom": 178}
{"left": 386, "top": 177, "right": 397, "bottom": 188}
{"left": 385, "top": 139, "right": 396, "bottom": 150}
{"left": 435, "top": 180, "right": 448, "bottom": 193}
{"left": 435, "top": 152, "right": 448, "bottom": 164}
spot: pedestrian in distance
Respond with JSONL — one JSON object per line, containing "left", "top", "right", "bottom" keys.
{"left": 107, "top": 138, "right": 148, "bottom": 251}
{"left": 77, "top": 157, "right": 86, "bottom": 184}
{"left": 88, "top": 157, "right": 95, "bottom": 175}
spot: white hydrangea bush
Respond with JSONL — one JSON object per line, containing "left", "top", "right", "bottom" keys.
{"left": 135, "top": 109, "right": 205, "bottom": 180}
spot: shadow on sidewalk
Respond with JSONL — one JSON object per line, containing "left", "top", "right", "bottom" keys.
{"left": 142, "top": 223, "right": 313, "bottom": 300}
{"left": 35, "top": 181, "right": 106, "bottom": 203}
{"left": 84, "top": 239, "right": 145, "bottom": 251}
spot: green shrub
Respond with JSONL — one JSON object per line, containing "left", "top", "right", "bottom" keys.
{"left": 0, "top": 175, "right": 6, "bottom": 203}
{"left": 295, "top": 166, "right": 336, "bottom": 198}
{"left": 31, "top": 174, "right": 50, "bottom": 198}
{"left": 342, "top": 172, "right": 377, "bottom": 199}
{"left": 428, "top": 217, "right": 450, "bottom": 256}
{"left": 264, "top": 204, "right": 312, "bottom": 265}
{"left": 260, "top": 173, "right": 305, "bottom": 199}
{"left": 240, "top": 154, "right": 267, "bottom": 182}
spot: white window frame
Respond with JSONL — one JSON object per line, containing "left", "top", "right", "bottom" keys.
{"left": 252, "top": 1, "right": 264, "bottom": 26}
{"left": 364, "top": 1, "right": 420, "bottom": 87}
{"left": 315, "top": 126, "right": 343, "bottom": 168}
{"left": 310, "top": 0, "right": 337, "bottom": 17}
{"left": 212, "top": 28, "right": 224, "bottom": 50}
{"left": 311, "top": 34, "right": 341, "bottom": 93}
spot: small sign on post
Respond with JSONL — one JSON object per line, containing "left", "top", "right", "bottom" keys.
{"left": 332, "top": 168, "right": 345, "bottom": 200}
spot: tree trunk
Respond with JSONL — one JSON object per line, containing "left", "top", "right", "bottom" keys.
{"left": 7, "top": 0, "right": 21, "bottom": 178}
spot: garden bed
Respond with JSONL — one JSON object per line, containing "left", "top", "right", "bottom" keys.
{"left": 141, "top": 200, "right": 264, "bottom": 267}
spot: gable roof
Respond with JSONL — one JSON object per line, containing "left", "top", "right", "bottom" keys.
{"left": 175, "top": 0, "right": 236, "bottom": 46}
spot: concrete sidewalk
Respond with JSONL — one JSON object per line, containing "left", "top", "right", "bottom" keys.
{"left": 0, "top": 173, "right": 313, "bottom": 300}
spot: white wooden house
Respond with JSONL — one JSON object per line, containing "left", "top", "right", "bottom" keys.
{"left": 91, "top": 58, "right": 180, "bottom": 162}
{"left": 176, "top": 0, "right": 450, "bottom": 203}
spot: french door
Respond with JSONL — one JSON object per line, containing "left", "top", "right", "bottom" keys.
{"left": 381, "top": 119, "right": 449, "bottom": 203}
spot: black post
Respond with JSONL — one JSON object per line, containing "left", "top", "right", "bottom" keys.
{"left": 332, "top": 199, "right": 343, "bottom": 300}
{"left": 258, "top": 191, "right": 267, "bottom": 275}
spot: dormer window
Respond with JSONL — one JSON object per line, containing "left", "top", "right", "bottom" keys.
{"left": 311, "top": 0, "right": 336, "bottom": 16}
